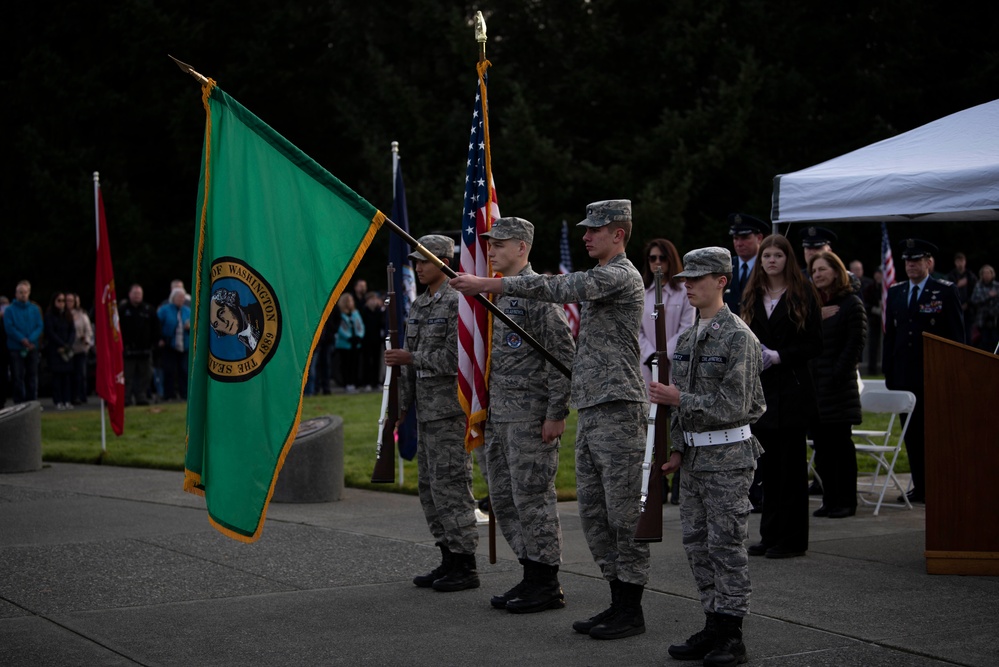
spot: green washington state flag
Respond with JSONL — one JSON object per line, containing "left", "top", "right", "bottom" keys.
{"left": 184, "top": 81, "right": 383, "bottom": 542}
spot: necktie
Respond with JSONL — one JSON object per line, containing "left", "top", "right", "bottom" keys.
{"left": 909, "top": 284, "right": 919, "bottom": 312}
{"left": 739, "top": 263, "right": 749, "bottom": 294}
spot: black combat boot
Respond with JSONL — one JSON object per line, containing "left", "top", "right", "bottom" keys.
{"left": 667, "top": 612, "right": 719, "bottom": 660}
{"left": 506, "top": 561, "right": 566, "bottom": 614}
{"left": 572, "top": 579, "right": 621, "bottom": 634}
{"left": 703, "top": 613, "right": 748, "bottom": 666}
{"left": 589, "top": 581, "right": 646, "bottom": 640}
{"left": 490, "top": 559, "right": 531, "bottom": 609}
{"left": 413, "top": 542, "right": 452, "bottom": 588}
{"left": 431, "top": 552, "right": 481, "bottom": 592}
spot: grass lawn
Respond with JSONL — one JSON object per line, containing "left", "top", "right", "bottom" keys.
{"left": 40, "top": 381, "right": 905, "bottom": 502}
{"left": 39, "top": 393, "right": 580, "bottom": 500}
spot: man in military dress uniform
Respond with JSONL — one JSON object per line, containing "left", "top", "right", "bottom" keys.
{"left": 722, "top": 213, "right": 769, "bottom": 316}
{"left": 723, "top": 213, "right": 767, "bottom": 511}
{"left": 800, "top": 226, "right": 838, "bottom": 269}
{"left": 385, "top": 234, "right": 480, "bottom": 592}
{"left": 477, "top": 217, "right": 575, "bottom": 614}
{"left": 649, "top": 246, "right": 765, "bottom": 667}
{"left": 452, "top": 200, "right": 649, "bottom": 640}
{"left": 883, "top": 238, "right": 965, "bottom": 504}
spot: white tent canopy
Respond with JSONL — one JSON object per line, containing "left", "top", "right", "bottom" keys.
{"left": 771, "top": 98, "right": 999, "bottom": 224}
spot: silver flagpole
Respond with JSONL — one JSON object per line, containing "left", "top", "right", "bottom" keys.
{"left": 391, "top": 141, "right": 404, "bottom": 487}
{"left": 94, "top": 171, "right": 107, "bottom": 453}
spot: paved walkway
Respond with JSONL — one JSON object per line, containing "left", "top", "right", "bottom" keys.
{"left": 1, "top": 462, "right": 996, "bottom": 666}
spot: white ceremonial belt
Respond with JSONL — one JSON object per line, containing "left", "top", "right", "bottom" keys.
{"left": 683, "top": 424, "right": 752, "bottom": 447}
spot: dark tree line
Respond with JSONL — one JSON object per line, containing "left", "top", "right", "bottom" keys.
{"left": 4, "top": 1, "right": 999, "bottom": 306}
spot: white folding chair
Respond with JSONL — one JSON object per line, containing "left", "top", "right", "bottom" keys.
{"left": 806, "top": 441, "right": 820, "bottom": 487}
{"left": 859, "top": 378, "right": 887, "bottom": 394}
{"left": 852, "top": 388, "right": 917, "bottom": 516}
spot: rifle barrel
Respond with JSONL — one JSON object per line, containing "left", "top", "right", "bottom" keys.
{"left": 371, "top": 263, "right": 399, "bottom": 483}
{"left": 381, "top": 216, "right": 571, "bottom": 379}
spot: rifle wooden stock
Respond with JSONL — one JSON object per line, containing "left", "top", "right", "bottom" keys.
{"left": 635, "top": 268, "right": 671, "bottom": 542}
{"left": 371, "top": 264, "right": 399, "bottom": 483}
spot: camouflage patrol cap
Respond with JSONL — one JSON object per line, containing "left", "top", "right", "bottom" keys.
{"left": 675, "top": 246, "right": 733, "bottom": 278}
{"left": 480, "top": 217, "right": 535, "bottom": 245}
{"left": 409, "top": 234, "right": 454, "bottom": 262}
{"left": 577, "top": 199, "right": 632, "bottom": 227}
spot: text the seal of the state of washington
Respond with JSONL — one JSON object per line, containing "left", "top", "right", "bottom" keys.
{"left": 206, "top": 257, "right": 281, "bottom": 382}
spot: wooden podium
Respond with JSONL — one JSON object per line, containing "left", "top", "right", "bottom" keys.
{"left": 923, "top": 333, "right": 999, "bottom": 575}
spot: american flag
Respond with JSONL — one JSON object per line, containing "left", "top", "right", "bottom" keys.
{"left": 559, "top": 220, "right": 580, "bottom": 337}
{"left": 457, "top": 61, "right": 499, "bottom": 452}
{"left": 880, "top": 221, "right": 896, "bottom": 332}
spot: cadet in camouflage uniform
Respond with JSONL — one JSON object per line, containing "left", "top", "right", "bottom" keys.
{"left": 452, "top": 200, "right": 649, "bottom": 640}
{"left": 385, "top": 234, "right": 479, "bottom": 592}
{"left": 477, "top": 217, "right": 575, "bottom": 615}
{"left": 649, "top": 246, "right": 765, "bottom": 666}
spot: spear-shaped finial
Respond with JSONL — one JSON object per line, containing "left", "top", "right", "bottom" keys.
{"left": 474, "top": 11, "right": 487, "bottom": 62}
{"left": 168, "top": 54, "right": 210, "bottom": 85}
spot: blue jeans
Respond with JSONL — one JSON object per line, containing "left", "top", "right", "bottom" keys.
{"left": 9, "top": 348, "right": 39, "bottom": 403}
{"left": 304, "top": 353, "right": 317, "bottom": 396}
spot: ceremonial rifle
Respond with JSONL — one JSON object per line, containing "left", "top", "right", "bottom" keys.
{"left": 371, "top": 263, "right": 398, "bottom": 483}
{"left": 635, "top": 267, "right": 670, "bottom": 542}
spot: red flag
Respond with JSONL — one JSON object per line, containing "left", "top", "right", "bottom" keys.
{"left": 457, "top": 60, "right": 498, "bottom": 451}
{"left": 94, "top": 176, "right": 125, "bottom": 435}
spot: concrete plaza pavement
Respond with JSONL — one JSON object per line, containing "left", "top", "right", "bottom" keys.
{"left": 2, "top": 461, "right": 997, "bottom": 666}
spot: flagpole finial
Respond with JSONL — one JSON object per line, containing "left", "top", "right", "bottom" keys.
{"left": 391, "top": 141, "right": 399, "bottom": 155}
{"left": 169, "top": 54, "right": 210, "bottom": 85}
{"left": 93, "top": 171, "right": 99, "bottom": 183}
{"left": 474, "top": 11, "right": 487, "bottom": 61}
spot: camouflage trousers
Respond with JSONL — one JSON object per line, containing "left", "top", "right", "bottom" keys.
{"left": 679, "top": 467, "right": 754, "bottom": 617}
{"left": 575, "top": 401, "right": 650, "bottom": 586}
{"left": 484, "top": 420, "right": 562, "bottom": 566}
{"left": 416, "top": 413, "right": 478, "bottom": 555}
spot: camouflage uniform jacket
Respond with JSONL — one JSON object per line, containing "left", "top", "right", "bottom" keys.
{"left": 669, "top": 305, "right": 766, "bottom": 471}
{"left": 502, "top": 252, "right": 645, "bottom": 410}
{"left": 489, "top": 264, "right": 575, "bottom": 423}
{"left": 399, "top": 280, "right": 463, "bottom": 422}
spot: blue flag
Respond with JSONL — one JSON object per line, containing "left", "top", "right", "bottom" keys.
{"left": 390, "top": 150, "right": 419, "bottom": 460}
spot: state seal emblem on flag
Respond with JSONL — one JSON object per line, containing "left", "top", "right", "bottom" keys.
{"left": 206, "top": 256, "right": 282, "bottom": 382}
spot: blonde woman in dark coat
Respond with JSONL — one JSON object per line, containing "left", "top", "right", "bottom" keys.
{"left": 808, "top": 252, "right": 867, "bottom": 518}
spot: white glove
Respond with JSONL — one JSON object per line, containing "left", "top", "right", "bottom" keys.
{"left": 761, "top": 345, "right": 781, "bottom": 370}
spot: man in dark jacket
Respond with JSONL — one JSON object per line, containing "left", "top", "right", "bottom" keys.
{"left": 119, "top": 284, "right": 158, "bottom": 405}
{"left": 943, "top": 251, "right": 977, "bottom": 343}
